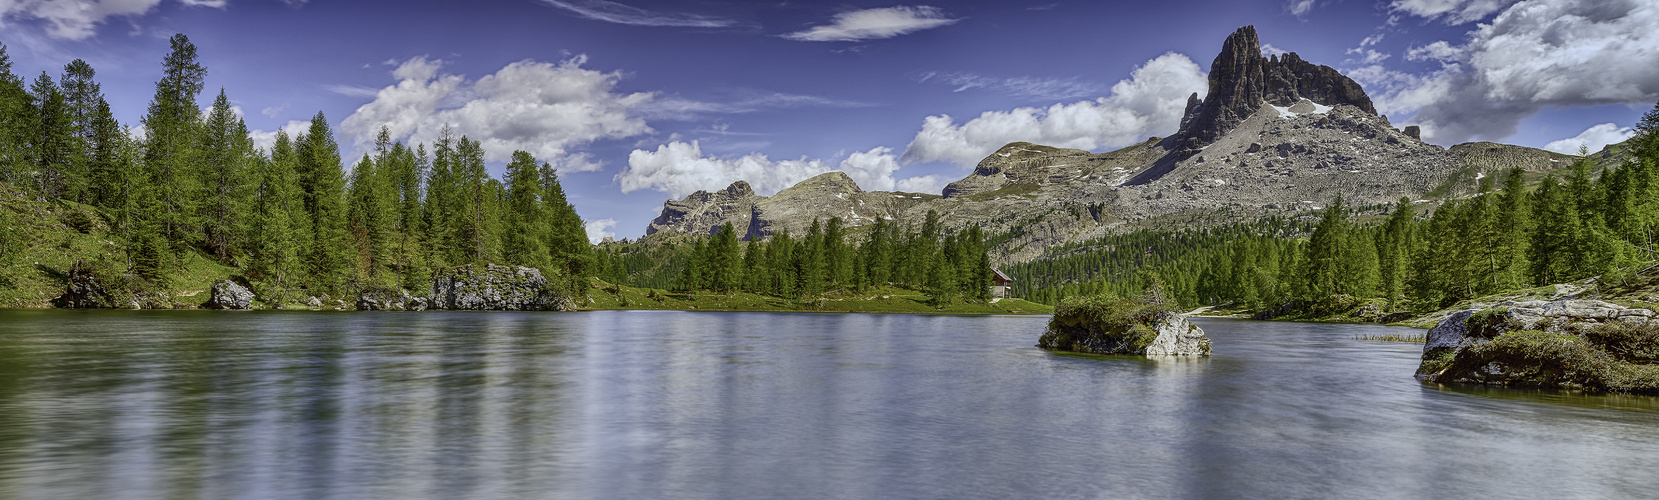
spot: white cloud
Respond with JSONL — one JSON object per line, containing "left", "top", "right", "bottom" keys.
{"left": 1405, "top": 40, "right": 1462, "bottom": 61}
{"left": 1357, "top": 0, "right": 1659, "bottom": 144}
{"left": 261, "top": 103, "right": 289, "bottom": 118}
{"left": 642, "top": 91, "right": 871, "bottom": 120}
{"left": 917, "top": 71, "right": 1106, "bottom": 101}
{"left": 537, "top": 0, "right": 735, "bottom": 27}
{"left": 0, "top": 0, "right": 225, "bottom": 40}
{"left": 899, "top": 52, "right": 1206, "bottom": 167}
{"left": 1391, "top": 0, "right": 1521, "bottom": 24}
{"left": 585, "top": 218, "right": 618, "bottom": 244}
{"left": 618, "top": 141, "right": 941, "bottom": 199}
{"left": 248, "top": 120, "right": 313, "bottom": 153}
{"left": 338, "top": 55, "right": 654, "bottom": 172}
{"left": 1544, "top": 123, "right": 1635, "bottom": 154}
{"left": 1288, "top": 0, "right": 1317, "bottom": 16}
{"left": 325, "top": 84, "right": 381, "bottom": 98}
{"left": 783, "top": 6, "right": 959, "bottom": 42}
{"left": 1261, "top": 43, "right": 1290, "bottom": 57}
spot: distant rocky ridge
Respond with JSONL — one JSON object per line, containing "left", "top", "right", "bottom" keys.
{"left": 647, "top": 171, "right": 937, "bottom": 240}
{"left": 640, "top": 25, "right": 1575, "bottom": 263}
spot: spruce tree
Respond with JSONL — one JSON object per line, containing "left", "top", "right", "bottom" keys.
{"left": 29, "top": 72, "right": 74, "bottom": 199}
{"left": 1378, "top": 197, "right": 1414, "bottom": 305}
{"left": 251, "top": 131, "right": 302, "bottom": 291}
{"left": 198, "top": 89, "right": 253, "bottom": 261}
{"left": 58, "top": 60, "right": 101, "bottom": 203}
{"left": 502, "top": 150, "right": 549, "bottom": 270}
{"left": 297, "top": 112, "right": 350, "bottom": 291}
{"left": 141, "top": 33, "right": 207, "bottom": 265}
{"left": 456, "top": 136, "right": 492, "bottom": 263}
{"left": 0, "top": 44, "right": 31, "bottom": 185}
{"left": 541, "top": 161, "right": 591, "bottom": 282}
{"left": 1303, "top": 195, "right": 1348, "bottom": 297}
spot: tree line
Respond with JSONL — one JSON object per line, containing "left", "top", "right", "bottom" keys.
{"left": 599, "top": 210, "right": 995, "bottom": 303}
{"left": 1016, "top": 101, "right": 1659, "bottom": 312}
{"left": 0, "top": 36, "right": 591, "bottom": 299}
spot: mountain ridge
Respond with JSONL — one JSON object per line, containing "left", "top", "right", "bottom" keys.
{"left": 638, "top": 25, "right": 1580, "bottom": 264}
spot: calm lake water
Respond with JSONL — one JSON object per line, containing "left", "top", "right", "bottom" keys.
{"left": 0, "top": 310, "right": 1656, "bottom": 499}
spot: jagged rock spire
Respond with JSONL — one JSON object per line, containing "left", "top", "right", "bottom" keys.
{"left": 1161, "top": 25, "right": 1376, "bottom": 161}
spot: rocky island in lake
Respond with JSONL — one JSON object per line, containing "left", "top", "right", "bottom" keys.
{"left": 1418, "top": 298, "right": 1659, "bottom": 394}
{"left": 1038, "top": 294, "right": 1210, "bottom": 356}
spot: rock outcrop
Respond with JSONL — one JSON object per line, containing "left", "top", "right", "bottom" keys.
{"left": 427, "top": 264, "right": 575, "bottom": 311}
{"left": 1038, "top": 295, "right": 1211, "bottom": 356}
{"left": 204, "top": 280, "right": 254, "bottom": 310}
{"left": 1418, "top": 299, "right": 1659, "bottom": 393}
{"left": 56, "top": 261, "right": 118, "bottom": 309}
{"left": 646, "top": 181, "right": 760, "bottom": 237}
{"left": 1159, "top": 25, "right": 1376, "bottom": 163}
{"left": 356, "top": 287, "right": 428, "bottom": 311}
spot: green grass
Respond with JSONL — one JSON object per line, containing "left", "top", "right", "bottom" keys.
{"left": 1355, "top": 333, "right": 1425, "bottom": 343}
{"left": 580, "top": 278, "right": 1053, "bottom": 315}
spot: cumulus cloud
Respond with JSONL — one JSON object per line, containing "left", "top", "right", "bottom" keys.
{"left": 1391, "top": 0, "right": 1521, "bottom": 24}
{"left": 248, "top": 120, "right": 313, "bottom": 153}
{"left": 1404, "top": 40, "right": 1461, "bottom": 61}
{"left": 338, "top": 55, "right": 654, "bottom": 172}
{"left": 537, "top": 0, "right": 735, "bottom": 27}
{"left": 585, "top": 218, "right": 618, "bottom": 244}
{"left": 0, "top": 0, "right": 229, "bottom": 40}
{"left": 1544, "top": 123, "right": 1635, "bottom": 155}
{"left": 899, "top": 52, "right": 1206, "bottom": 167}
{"left": 917, "top": 72, "right": 1106, "bottom": 101}
{"left": 618, "top": 141, "right": 942, "bottom": 199}
{"left": 1357, "top": 0, "right": 1659, "bottom": 144}
{"left": 783, "top": 6, "right": 959, "bottom": 42}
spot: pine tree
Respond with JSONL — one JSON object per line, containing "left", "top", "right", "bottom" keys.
{"left": 1378, "top": 197, "right": 1414, "bottom": 305}
{"left": 541, "top": 162, "right": 591, "bottom": 283}
{"left": 198, "top": 89, "right": 254, "bottom": 261}
{"left": 296, "top": 112, "right": 350, "bottom": 291}
{"left": 29, "top": 72, "right": 75, "bottom": 199}
{"left": 456, "top": 136, "right": 493, "bottom": 263}
{"left": 251, "top": 130, "right": 302, "bottom": 291}
{"left": 502, "top": 150, "right": 549, "bottom": 270}
{"left": 58, "top": 59, "right": 101, "bottom": 204}
{"left": 1304, "top": 195, "right": 1348, "bottom": 297}
{"left": 0, "top": 44, "right": 32, "bottom": 186}
{"left": 799, "top": 219, "right": 825, "bottom": 298}
{"left": 710, "top": 221, "right": 741, "bottom": 292}
{"left": 347, "top": 153, "right": 393, "bottom": 282}
{"left": 141, "top": 34, "right": 207, "bottom": 265}
{"left": 423, "top": 127, "right": 459, "bottom": 268}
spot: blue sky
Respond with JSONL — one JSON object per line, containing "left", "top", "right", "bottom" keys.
{"left": 2, "top": 0, "right": 1656, "bottom": 241}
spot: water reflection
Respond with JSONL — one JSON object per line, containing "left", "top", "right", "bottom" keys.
{"left": 0, "top": 311, "right": 1655, "bottom": 499}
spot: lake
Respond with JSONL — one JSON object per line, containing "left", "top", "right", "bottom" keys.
{"left": 0, "top": 310, "right": 1656, "bottom": 499}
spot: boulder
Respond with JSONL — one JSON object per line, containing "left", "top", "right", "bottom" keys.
{"left": 56, "top": 261, "right": 117, "bottom": 309}
{"left": 1038, "top": 295, "right": 1211, "bottom": 356}
{"left": 356, "top": 288, "right": 411, "bottom": 311}
{"left": 1417, "top": 298, "right": 1659, "bottom": 393}
{"left": 428, "top": 264, "right": 575, "bottom": 311}
{"left": 204, "top": 280, "right": 254, "bottom": 310}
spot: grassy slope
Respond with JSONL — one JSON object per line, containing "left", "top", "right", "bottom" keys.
{"left": 0, "top": 184, "right": 235, "bottom": 308}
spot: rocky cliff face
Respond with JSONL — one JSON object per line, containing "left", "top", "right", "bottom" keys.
{"left": 646, "top": 181, "right": 760, "bottom": 236}
{"left": 1158, "top": 25, "right": 1376, "bottom": 164}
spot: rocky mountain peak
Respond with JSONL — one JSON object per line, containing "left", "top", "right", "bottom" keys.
{"left": 775, "top": 171, "right": 863, "bottom": 198}
{"left": 645, "top": 180, "right": 761, "bottom": 236}
{"left": 1162, "top": 25, "right": 1376, "bottom": 161}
